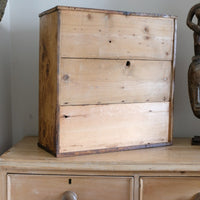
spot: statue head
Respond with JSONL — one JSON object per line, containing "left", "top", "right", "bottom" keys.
{"left": 195, "top": 9, "right": 200, "bottom": 20}
{"left": 0, "top": 0, "right": 8, "bottom": 22}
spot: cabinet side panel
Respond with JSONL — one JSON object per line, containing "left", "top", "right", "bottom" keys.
{"left": 168, "top": 18, "right": 177, "bottom": 143}
{"left": 38, "top": 11, "right": 59, "bottom": 155}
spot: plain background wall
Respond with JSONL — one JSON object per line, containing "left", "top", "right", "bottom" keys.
{"left": 1, "top": 0, "right": 200, "bottom": 152}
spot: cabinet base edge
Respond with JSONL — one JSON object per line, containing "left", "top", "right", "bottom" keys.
{"left": 38, "top": 141, "right": 172, "bottom": 157}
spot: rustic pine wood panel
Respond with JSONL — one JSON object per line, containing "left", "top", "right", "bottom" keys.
{"left": 59, "top": 102, "right": 169, "bottom": 153}
{"left": 60, "top": 10, "right": 174, "bottom": 60}
{"left": 39, "top": 11, "right": 59, "bottom": 154}
{"left": 37, "top": 6, "right": 176, "bottom": 157}
{"left": 140, "top": 177, "right": 200, "bottom": 200}
{"left": 7, "top": 174, "right": 133, "bottom": 200}
{"left": 59, "top": 59, "right": 171, "bottom": 105}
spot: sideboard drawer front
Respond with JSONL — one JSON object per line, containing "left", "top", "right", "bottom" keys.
{"left": 7, "top": 174, "right": 133, "bottom": 200}
{"left": 140, "top": 177, "right": 200, "bottom": 200}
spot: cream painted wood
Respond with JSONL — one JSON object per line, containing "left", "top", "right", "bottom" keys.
{"left": 1, "top": 137, "right": 200, "bottom": 200}
{"left": 7, "top": 174, "right": 133, "bottom": 200}
{"left": 59, "top": 102, "right": 169, "bottom": 153}
{"left": 0, "top": 170, "right": 6, "bottom": 200}
{"left": 59, "top": 59, "right": 171, "bottom": 105}
{"left": 140, "top": 177, "right": 200, "bottom": 200}
{"left": 0, "top": 137, "right": 200, "bottom": 172}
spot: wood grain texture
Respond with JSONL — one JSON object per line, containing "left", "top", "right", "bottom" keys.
{"left": 39, "top": 6, "right": 177, "bottom": 19}
{"left": 59, "top": 102, "right": 169, "bottom": 153}
{"left": 168, "top": 18, "right": 177, "bottom": 143}
{"left": 7, "top": 174, "right": 133, "bottom": 200}
{"left": 38, "top": 6, "right": 176, "bottom": 157}
{"left": 1, "top": 137, "right": 200, "bottom": 172}
{"left": 59, "top": 59, "right": 172, "bottom": 105}
{"left": 140, "top": 177, "right": 200, "bottom": 200}
{"left": 0, "top": 170, "right": 6, "bottom": 200}
{"left": 60, "top": 10, "right": 174, "bottom": 60}
{"left": 2, "top": 138, "right": 200, "bottom": 200}
{"left": 39, "top": 11, "right": 59, "bottom": 154}
{"left": 61, "top": 10, "right": 174, "bottom": 60}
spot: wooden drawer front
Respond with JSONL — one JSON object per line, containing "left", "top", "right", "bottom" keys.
{"left": 59, "top": 59, "right": 172, "bottom": 106}
{"left": 59, "top": 102, "right": 169, "bottom": 154}
{"left": 60, "top": 10, "right": 174, "bottom": 60}
{"left": 140, "top": 177, "right": 200, "bottom": 200}
{"left": 7, "top": 174, "right": 133, "bottom": 200}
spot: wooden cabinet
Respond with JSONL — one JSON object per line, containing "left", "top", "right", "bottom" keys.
{"left": 39, "top": 6, "right": 177, "bottom": 157}
{"left": 1, "top": 137, "right": 200, "bottom": 200}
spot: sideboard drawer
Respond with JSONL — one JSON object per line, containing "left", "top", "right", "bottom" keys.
{"left": 140, "top": 177, "right": 200, "bottom": 200}
{"left": 7, "top": 174, "right": 133, "bottom": 200}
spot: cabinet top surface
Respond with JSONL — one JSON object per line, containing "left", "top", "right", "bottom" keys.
{"left": 0, "top": 137, "right": 200, "bottom": 172}
{"left": 39, "top": 6, "right": 176, "bottom": 19}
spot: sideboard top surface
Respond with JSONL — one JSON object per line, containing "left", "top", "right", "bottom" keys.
{"left": 0, "top": 137, "right": 200, "bottom": 172}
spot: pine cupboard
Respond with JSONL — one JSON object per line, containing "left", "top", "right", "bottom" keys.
{"left": 38, "top": 6, "right": 177, "bottom": 157}
{"left": 1, "top": 137, "right": 200, "bottom": 200}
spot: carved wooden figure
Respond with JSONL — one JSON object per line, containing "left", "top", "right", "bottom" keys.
{"left": 0, "top": 0, "right": 7, "bottom": 21}
{"left": 187, "top": 3, "right": 200, "bottom": 118}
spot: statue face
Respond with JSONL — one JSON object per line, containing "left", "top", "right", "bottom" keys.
{"left": 188, "top": 60, "right": 200, "bottom": 118}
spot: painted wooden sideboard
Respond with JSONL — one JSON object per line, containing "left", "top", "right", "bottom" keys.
{"left": 1, "top": 137, "right": 200, "bottom": 200}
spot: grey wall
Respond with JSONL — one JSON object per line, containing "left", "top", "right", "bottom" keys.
{"left": 1, "top": 0, "right": 200, "bottom": 150}
{"left": 0, "top": 1, "right": 11, "bottom": 154}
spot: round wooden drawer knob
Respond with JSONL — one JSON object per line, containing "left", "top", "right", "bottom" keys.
{"left": 193, "top": 193, "right": 200, "bottom": 200}
{"left": 62, "top": 191, "right": 78, "bottom": 200}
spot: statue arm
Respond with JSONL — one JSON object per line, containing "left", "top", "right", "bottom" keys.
{"left": 187, "top": 3, "right": 200, "bottom": 34}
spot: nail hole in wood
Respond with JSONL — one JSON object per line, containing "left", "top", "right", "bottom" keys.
{"left": 64, "top": 115, "right": 70, "bottom": 118}
{"left": 69, "top": 179, "right": 72, "bottom": 184}
{"left": 144, "top": 27, "right": 149, "bottom": 33}
{"left": 109, "top": 40, "right": 112, "bottom": 43}
{"left": 126, "top": 61, "right": 131, "bottom": 67}
{"left": 63, "top": 74, "right": 69, "bottom": 81}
